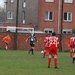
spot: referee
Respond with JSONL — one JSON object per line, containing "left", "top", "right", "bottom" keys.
{"left": 26, "top": 33, "right": 38, "bottom": 55}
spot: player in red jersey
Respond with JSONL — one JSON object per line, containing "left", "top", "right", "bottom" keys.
{"left": 68, "top": 35, "right": 75, "bottom": 57}
{"left": 68, "top": 34, "right": 75, "bottom": 63}
{"left": 48, "top": 32, "right": 60, "bottom": 69}
{"left": 43, "top": 34, "right": 49, "bottom": 58}
{"left": 72, "top": 38, "right": 75, "bottom": 63}
{"left": 68, "top": 36, "right": 74, "bottom": 57}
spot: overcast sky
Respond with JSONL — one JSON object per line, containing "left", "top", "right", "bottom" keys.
{"left": 0, "top": 0, "right": 5, "bottom": 7}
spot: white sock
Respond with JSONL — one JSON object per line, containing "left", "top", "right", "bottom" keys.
{"left": 6, "top": 46, "right": 8, "bottom": 50}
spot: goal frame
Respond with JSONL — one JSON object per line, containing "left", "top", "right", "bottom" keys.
{"left": 0, "top": 26, "right": 34, "bottom": 35}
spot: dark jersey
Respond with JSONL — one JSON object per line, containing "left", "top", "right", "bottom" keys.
{"left": 28, "top": 35, "right": 37, "bottom": 44}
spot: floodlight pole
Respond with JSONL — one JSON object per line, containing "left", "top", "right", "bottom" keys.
{"left": 60, "top": 0, "right": 64, "bottom": 51}
{"left": 15, "top": 0, "right": 19, "bottom": 50}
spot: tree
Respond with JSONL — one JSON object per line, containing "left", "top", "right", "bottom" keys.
{"left": 0, "top": 6, "right": 6, "bottom": 22}
{"left": 72, "top": 29, "right": 75, "bottom": 34}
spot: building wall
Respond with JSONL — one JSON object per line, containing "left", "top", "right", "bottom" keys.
{"left": 5, "top": 0, "right": 75, "bottom": 33}
{"left": 5, "top": 0, "right": 39, "bottom": 30}
{"left": 63, "top": 0, "right": 75, "bottom": 29}
{"left": 6, "top": 0, "right": 17, "bottom": 23}
{"left": 25, "top": 0, "right": 39, "bottom": 25}
{"left": 38, "top": 0, "right": 75, "bottom": 33}
{"left": 0, "top": 32, "right": 72, "bottom": 51}
{"left": 38, "top": 0, "right": 59, "bottom": 32}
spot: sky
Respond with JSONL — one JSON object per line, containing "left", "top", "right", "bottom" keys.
{"left": 0, "top": 0, "right": 5, "bottom": 7}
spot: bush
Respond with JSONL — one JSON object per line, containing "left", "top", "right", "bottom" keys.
{"left": 72, "top": 29, "right": 75, "bottom": 34}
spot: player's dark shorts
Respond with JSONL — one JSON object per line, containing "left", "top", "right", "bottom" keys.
{"left": 5, "top": 42, "right": 8, "bottom": 45}
{"left": 30, "top": 43, "right": 35, "bottom": 47}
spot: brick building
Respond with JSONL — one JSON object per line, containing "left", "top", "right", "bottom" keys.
{"left": 38, "top": 0, "right": 75, "bottom": 34}
{"left": 4, "top": 0, "right": 75, "bottom": 34}
{"left": 5, "top": 0, "right": 39, "bottom": 30}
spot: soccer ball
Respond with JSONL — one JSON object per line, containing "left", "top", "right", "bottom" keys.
{"left": 41, "top": 51, "right": 44, "bottom": 53}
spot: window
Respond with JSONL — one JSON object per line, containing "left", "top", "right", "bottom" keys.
{"left": 11, "top": 0, "right": 14, "bottom": 3}
{"left": 63, "top": 29, "right": 72, "bottom": 34}
{"left": 45, "top": 11, "right": 54, "bottom": 21}
{"left": 23, "top": 0, "right": 26, "bottom": 8}
{"left": 64, "top": 0, "right": 73, "bottom": 3}
{"left": 45, "top": 0, "right": 54, "bottom": 2}
{"left": 7, "top": 12, "right": 13, "bottom": 19}
{"left": 22, "top": 11, "right": 25, "bottom": 24}
{"left": 64, "top": 12, "right": 72, "bottom": 22}
{"left": 44, "top": 28, "right": 54, "bottom": 33}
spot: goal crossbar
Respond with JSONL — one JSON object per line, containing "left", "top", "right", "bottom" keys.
{"left": 0, "top": 26, "right": 34, "bottom": 30}
{"left": 0, "top": 26, "right": 34, "bottom": 34}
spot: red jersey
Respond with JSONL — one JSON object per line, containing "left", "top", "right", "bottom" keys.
{"left": 48, "top": 36, "right": 59, "bottom": 55}
{"left": 68, "top": 37, "right": 75, "bottom": 48}
{"left": 49, "top": 36, "right": 59, "bottom": 48}
{"left": 44, "top": 37, "right": 49, "bottom": 47}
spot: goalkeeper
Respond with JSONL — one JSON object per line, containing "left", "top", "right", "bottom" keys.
{"left": 3, "top": 34, "right": 11, "bottom": 50}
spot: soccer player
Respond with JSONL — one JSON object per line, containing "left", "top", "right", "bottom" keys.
{"left": 26, "top": 33, "right": 38, "bottom": 55}
{"left": 68, "top": 34, "right": 75, "bottom": 63}
{"left": 68, "top": 35, "right": 75, "bottom": 57}
{"left": 43, "top": 34, "right": 49, "bottom": 58}
{"left": 48, "top": 32, "right": 60, "bottom": 69}
{"left": 3, "top": 35, "right": 11, "bottom": 50}
{"left": 72, "top": 39, "right": 75, "bottom": 63}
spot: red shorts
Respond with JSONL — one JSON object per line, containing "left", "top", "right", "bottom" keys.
{"left": 5, "top": 42, "right": 8, "bottom": 45}
{"left": 44, "top": 47, "right": 49, "bottom": 54}
{"left": 70, "top": 44, "right": 73, "bottom": 48}
{"left": 44, "top": 47, "right": 49, "bottom": 51}
{"left": 49, "top": 46, "right": 57, "bottom": 55}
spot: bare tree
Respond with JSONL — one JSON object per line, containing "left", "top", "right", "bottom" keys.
{"left": 0, "top": 6, "right": 6, "bottom": 22}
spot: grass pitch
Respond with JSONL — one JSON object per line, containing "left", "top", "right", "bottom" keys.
{"left": 0, "top": 50, "right": 74, "bottom": 75}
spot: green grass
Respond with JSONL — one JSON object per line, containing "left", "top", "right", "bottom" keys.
{"left": 0, "top": 50, "right": 74, "bottom": 75}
